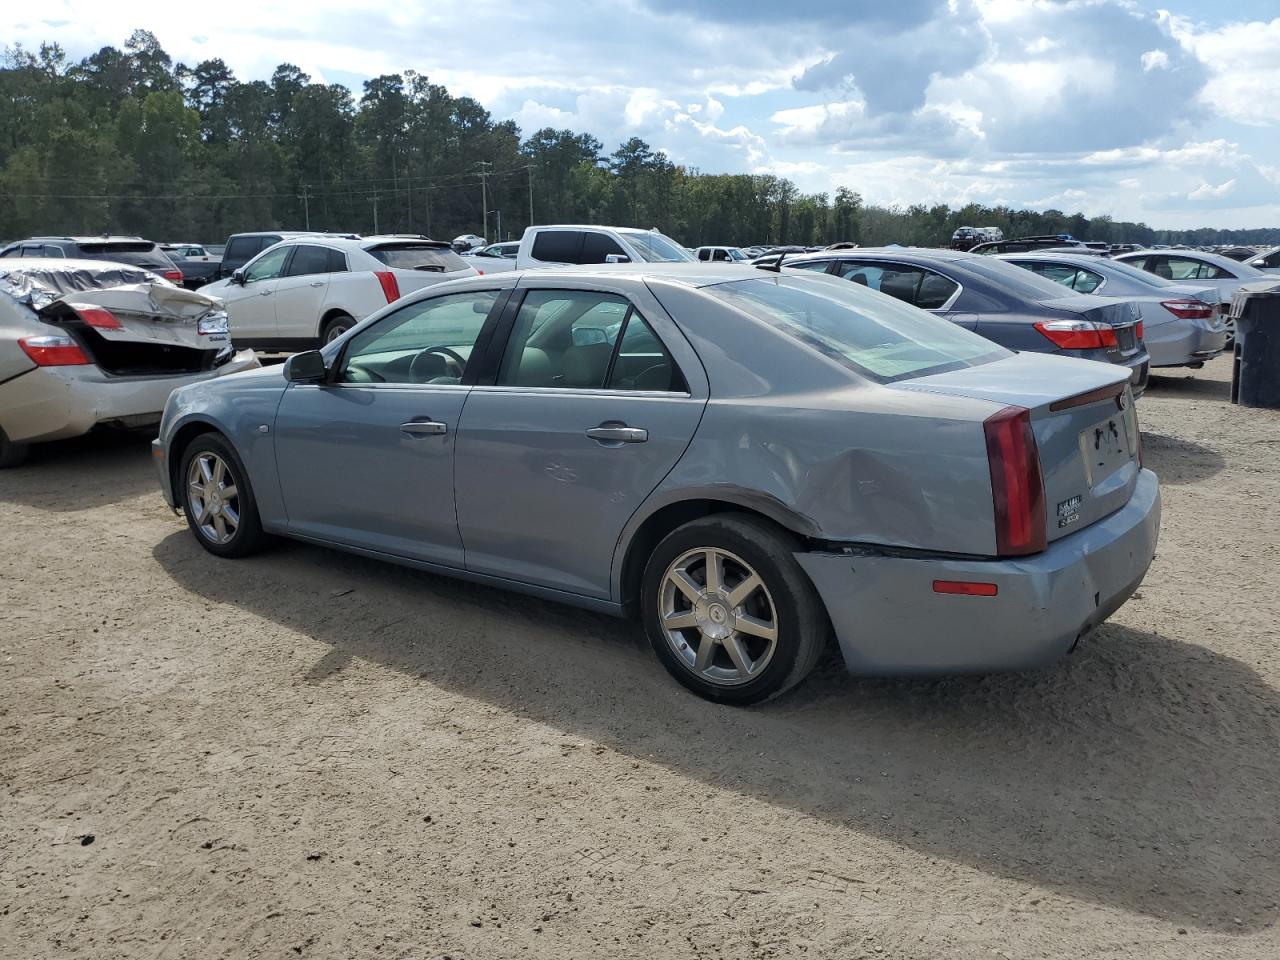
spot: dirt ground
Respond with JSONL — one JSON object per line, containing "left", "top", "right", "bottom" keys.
{"left": 2, "top": 355, "right": 1278, "bottom": 959}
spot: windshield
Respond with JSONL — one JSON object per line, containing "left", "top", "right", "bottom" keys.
{"left": 728, "top": 248, "right": 749, "bottom": 261}
{"left": 620, "top": 231, "right": 694, "bottom": 263}
{"left": 705, "top": 275, "right": 1007, "bottom": 382}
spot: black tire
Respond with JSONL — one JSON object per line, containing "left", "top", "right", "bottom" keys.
{"left": 178, "top": 432, "right": 270, "bottom": 558}
{"left": 0, "top": 427, "right": 30, "bottom": 468}
{"left": 641, "top": 513, "right": 828, "bottom": 705}
{"left": 321, "top": 313, "right": 355, "bottom": 344}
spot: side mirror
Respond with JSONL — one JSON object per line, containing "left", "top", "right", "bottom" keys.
{"left": 283, "top": 350, "right": 327, "bottom": 383}
{"left": 231, "top": 268, "right": 246, "bottom": 285}
{"left": 604, "top": 254, "right": 631, "bottom": 264}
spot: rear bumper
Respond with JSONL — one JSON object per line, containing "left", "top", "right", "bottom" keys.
{"left": 797, "top": 469, "right": 1161, "bottom": 675}
{"left": 1147, "top": 319, "right": 1229, "bottom": 368}
{"left": 0, "top": 349, "right": 259, "bottom": 444}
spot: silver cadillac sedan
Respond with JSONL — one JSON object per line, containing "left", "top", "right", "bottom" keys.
{"left": 152, "top": 265, "right": 1161, "bottom": 704}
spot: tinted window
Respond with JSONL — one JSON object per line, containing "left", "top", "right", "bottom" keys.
{"left": 705, "top": 276, "right": 1007, "bottom": 382}
{"left": 224, "top": 237, "right": 260, "bottom": 261}
{"left": 530, "top": 231, "right": 583, "bottom": 264}
{"left": 339, "top": 291, "right": 498, "bottom": 384}
{"left": 838, "top": 261, "right": 926, "bottom": 304}
{"left": 607, "top": 312, "right": 685, "bottom": 392}
{"left": 326, "top": 249, "right": 348, "bottom": 273}
{"left": 75, "top": 242, "right": 170, "bottom": 269}
{"left": 367, "top": 244, "right": 468, "bottom": 272}
{"left": 498, "top": 290, "right": 631, "bottom": 388}
{"left": 697, "top": 249, "right": 711, "bottom": 261}
{"left": 284, "top": 244, "right": 333, "bottom": 277}
{"left": 581, "top": 232, "right": 628, "bottom": 263}
{"left": 789, "top": 259, "right": 834, "bottom": 273}
{"left": 916, "top": 270, "right": 960, "bottom": 308}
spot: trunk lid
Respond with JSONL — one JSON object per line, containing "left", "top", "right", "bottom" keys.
{"left": 37, "top": 283, "right": 233, "bottom": 376}
{"left": 1042, "top": 293, "right": 1144, "bottom": 363}
{"left": 896, "top": 353, "right": 1140, "bottom": 547}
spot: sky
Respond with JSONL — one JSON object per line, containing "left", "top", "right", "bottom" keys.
{"left": 10, "top": 0, "right": 1280, "bottom": 229}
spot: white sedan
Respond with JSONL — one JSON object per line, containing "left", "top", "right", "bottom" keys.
{"left": 202, "top": 236, "right": 477, "bottom": 351}
{"left": 463, "top": 241, "right": 519, "bottom": 273}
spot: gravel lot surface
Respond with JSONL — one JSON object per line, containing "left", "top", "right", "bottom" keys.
{"left": 2, "top": 355, "right": 1278, "bottom": 959}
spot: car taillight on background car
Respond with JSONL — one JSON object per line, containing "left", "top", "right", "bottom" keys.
{"left": 1160, "top": 299, "right": 1215, "bottom": 321}
{"left": 1033, "top": 319, "right": 1118, "bottom": 350}
{"left": 163, "top": 268, "right": 184, "bottom": 284}
{"left": 374, "top": 270, "right": 401, "bottom": 303}
{"left": 983, "top": 405, "right": 1046, "bottom": 557}
{"left": 17, "top": 335, "right": 91, "bottom": 366}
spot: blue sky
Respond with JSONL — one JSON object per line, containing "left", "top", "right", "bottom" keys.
{"left": 12, "top": 0, "right": 1280, "bottom": 228}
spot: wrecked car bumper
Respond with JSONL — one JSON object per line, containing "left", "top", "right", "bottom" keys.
{"left": 0, "top": 349, "right": 259, "bottom": 444}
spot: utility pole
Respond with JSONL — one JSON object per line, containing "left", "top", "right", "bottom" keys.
{"left": 371, "top": 188, "right": 380, "bottom": 235}
{"left": 526, "top": 165, "right": 534, "bottom": 227}
{"left": 492, "top": 209, "right": 501, "bottom": 242}
{"left": 298, "top": 184, "right": 312, "bottom": 230}
{"left": 474, "top": 161, "right": 492, "bottom": 241}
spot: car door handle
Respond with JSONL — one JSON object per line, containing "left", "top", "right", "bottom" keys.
{"left": 309, "top": 281, "right": 323, "bottom": 287}
{"left": 259, "top": 289, "right": 272, "bottom": 296}
{"left": 586, "top": 424, "right": 648, "bottom": 444}
{"left": 400, "top": 420, "right": 447, "bottom": 437}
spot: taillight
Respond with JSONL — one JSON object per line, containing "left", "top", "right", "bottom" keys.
{"left": 374, "top": 270, "right": 400, "bottom": 303}
{"left": 1160, "top": 299, "right": 1213, "bottom": 321}
{"left": 71, "top": 305, "right": 123, "bottom": 330}
{"left": 163, "top": 268, "right": 184, "bottom": 284}
{"left": 18, "top": 335, "right": 91, "bottom": 366}
{"left": 983, "top": 405, "right": 1046, "bottom": 557}
{"left": 1135, "top": 319, "right": 1143, "bottom": 340}
{"left": 1033, "top": 319, "right": 1117, "bottom": 350}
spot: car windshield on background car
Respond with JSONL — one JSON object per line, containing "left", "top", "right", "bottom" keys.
{"left": 621, "top": 231, "right": 694, "bottom": 263}
{"left": 706, "top": 276, "right": 1007, "bottom": 381}
{"left": 365, "top": 244, "right": 470, "bottom": 272}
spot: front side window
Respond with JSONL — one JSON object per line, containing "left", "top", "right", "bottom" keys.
{"left": 581, "top": 232, "right": 629, "bottom": 263}
{"left": 618, "top": 231, "right": 693, "bottom": 263}
{"left": 337, "top": 291, "right": 499, "bottom": 385}
{"left": 244, "top": 245, "right": 291, "bottom": 282}
{"left": 496, "top": 289, "right": 683, "bottom": 391}
{"left": 704, "top": 276, "right": 1007, "bottom": 382}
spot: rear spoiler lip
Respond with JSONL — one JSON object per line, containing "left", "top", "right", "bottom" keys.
{"left": 1049, "top": 381, "right": 1125, "bottom": 412}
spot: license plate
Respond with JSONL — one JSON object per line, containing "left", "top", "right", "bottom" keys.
{"left": 1115, "top": 325, "right": 1137, "bottom": 353}
{"left": 1079, "top": 413, "right": 1132, "bottom": 487}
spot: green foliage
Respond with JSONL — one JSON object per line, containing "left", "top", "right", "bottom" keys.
{"left": 1, "top": 32, "right": 1276, "bottom": 247}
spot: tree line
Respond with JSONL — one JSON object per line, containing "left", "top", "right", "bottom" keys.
{"left": 2, "top": 31, "right": 1276, "bottom": 249}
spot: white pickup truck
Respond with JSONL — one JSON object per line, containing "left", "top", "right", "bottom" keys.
{"left": 514, "top": 225, "right": 694, "bottom": 270}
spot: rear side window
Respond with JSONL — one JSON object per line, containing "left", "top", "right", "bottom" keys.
{"left": 366, "top": 244, "right": 468, "bottom": 272}
{"left": 531, "top": 230, "right": 583, "bottom": 264}
{"left": 838, "top": 260, "right": 959, "bottom": 309}
{"left": 326, "top": 249, "right": 348, "bottom": 272}
{"left": 224, "top": 237, "right": 263, "bottom": 261}
{"left": 284, "top": 244, "right": 334, "bottom": 277}
{"left": 581, "top": 232, "right": 628, "bottom": 263}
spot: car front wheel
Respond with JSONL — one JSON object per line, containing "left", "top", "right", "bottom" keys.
{"left": 179, "top": 434, "right": 269, "bottom": 558}
{"left": 641, "top": 513, "right": 828, "bottom": 705}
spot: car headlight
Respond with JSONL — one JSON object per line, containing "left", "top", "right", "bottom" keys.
{"left": 197, "top": 311, "right": 229, "bottom": 336}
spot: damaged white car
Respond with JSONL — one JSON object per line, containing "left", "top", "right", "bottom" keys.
{"left": 0, "top": 258, "right": 258, "bottom": 467}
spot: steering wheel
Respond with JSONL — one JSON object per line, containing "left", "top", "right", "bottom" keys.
{"left": 409, "top": 345, "right": 467, "bottom": 382}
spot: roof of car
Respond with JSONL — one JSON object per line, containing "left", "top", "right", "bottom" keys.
{"left": 26, "top": 236, "right": 150, "bottom": 244}
{"left": 1116, "top": 248, "right": 1250, "bottom": 269}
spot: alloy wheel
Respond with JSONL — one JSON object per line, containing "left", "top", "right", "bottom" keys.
{"left": 658, "top": 547, "right": 779, "bottom": 686}
{"left": 187, "top": 452, "right": 240, "bottom": 545}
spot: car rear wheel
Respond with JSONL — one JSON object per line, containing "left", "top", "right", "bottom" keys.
{"left": 321, "top": 313, "right": 355, "bottom": 344}
{"left": 641, "top": 513, "right": 828, "bottom": 705}
{"left": 0, "top": 427, "right": 30, "bottom": 468}
{"left": 180, "top": 434, "right": 269, "bottom": 558}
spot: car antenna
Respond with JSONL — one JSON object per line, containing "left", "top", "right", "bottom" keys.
{"left": 757, "top": 252, "right": 784, "bottom": 273}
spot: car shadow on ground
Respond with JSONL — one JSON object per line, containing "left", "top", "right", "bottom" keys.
{"left": 1140, "top": 431, "right": 1227, "bottom": 485}
{"left": 0, "top": 430, "right": 156, "bottom": 511}
{"left": 153, "top": 531, "right": 1280, "bottom": 935}
{"left": 1146, "top": 372, "right": 1232, "bottom": 401}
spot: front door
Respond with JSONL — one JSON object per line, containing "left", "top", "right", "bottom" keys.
{"left": 272, "top": 243, "right": 337, "bottom": 342}
{"left": 454, "top": 286, "right": 705, "bottom": 599}
{"left": 222, "top": 244, "right": 292, "bottom": 341}
{"left": 273, "top": 288, "right": 503, "bottom": 567}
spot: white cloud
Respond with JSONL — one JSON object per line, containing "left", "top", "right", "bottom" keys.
{"left": 1140, "top": 49, "right": 1170, "bottom": 71}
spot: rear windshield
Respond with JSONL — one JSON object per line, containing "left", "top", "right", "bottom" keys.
{"left": 619, "top": 231, "right": 694, "bottom": 263}
{"left": 959, "top": 257, "right": 1082, "bottom": 301}
{"left": 76, "top": 242, "right": 171, "bottom": 268}
{"left": 366, "top": 244, "right": 469, "bottom": 272}
{"left": 705, "top": 275, "right": 1007, "bottom": 382}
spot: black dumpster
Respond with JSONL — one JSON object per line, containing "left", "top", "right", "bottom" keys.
{"left": 1230, "top": 280, "right": 1280, "bottom": 408}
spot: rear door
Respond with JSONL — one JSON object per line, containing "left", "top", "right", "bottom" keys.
{"left": 273, "top": 244, "right": 336, "bottom": 340}
{"left": 454, "top": 281, "right": 707, "bottom": 599}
